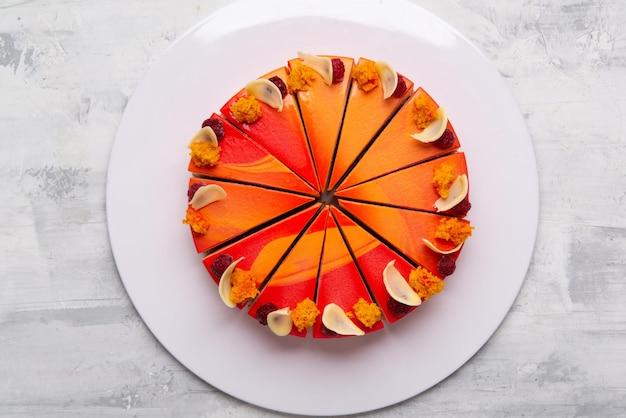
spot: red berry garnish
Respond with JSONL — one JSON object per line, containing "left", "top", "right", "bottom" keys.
{"left": 255, "top": 303, "right": 278, "bottom": 326}
{"left": 187, "top": 182, "right": 204, "bottom": 201}
{"left": 387, "top": 297, "right": 412, "bottom": 316}
{"left": 433, "top": 129, "right": 455, "bottom": 149}
{"left": 392, "top": 75, "right": 408, "bottom": 98}
{"left": 320, "top": 323, "right": 338, "bottom": 337}
{"left": 201, "top": 117, "right": 225, "bottom": 141}
{"left": 210, "top": 254, "right": 234, "bottom": 279}
{"left": 269, "top": 75, "right": 288, "bottom": 98}
{"left": 437, "top": 255, "right": 456, "bottom": 276}
{"left": 331, "top": 58, "right": 345, "bottom": 84}
{"left": 446, "top": 197, "right": 472, "bottom": 217}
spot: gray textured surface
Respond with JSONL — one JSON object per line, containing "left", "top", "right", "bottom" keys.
{"left": 1, "top": 0, "right": 625, "bottom": 416}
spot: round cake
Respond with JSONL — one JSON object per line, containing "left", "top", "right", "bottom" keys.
{"left": 183, "top": 53, "right": 473, "bottom": 338}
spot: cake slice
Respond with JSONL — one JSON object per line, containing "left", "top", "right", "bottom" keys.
{"left": 188, "top": 113, "right": 316, "bottom": 195}
{"left": 328, "top": 58, "right": 414, "bottom": 191}
{"left": 184, "top": 178, "right": 314, "bottom": 254}
{"left": 220, "top": 67, "right": 319, "bottom": 190}
{"left": 247, "top": 207, "right": 329, "bottom": 337}
{"left": 330, "top": 207, "right": 421, "bottom": 323}
{"left": 201, "top": 204, "right": 322, "bottom": 311}
{"left": 287, "top": 54, "right": 354, "bottom": 190}
{"left": 313, "top": 211, "right": 384, "bottom": 338}
{"left": 335, "top": 152, "right": 470, "bottom": 215}
{"left": 337, "top": 200, "right": 472, "bottom": 278}
{"left": 338, "top": 87, "right": 461, "bottom": 190}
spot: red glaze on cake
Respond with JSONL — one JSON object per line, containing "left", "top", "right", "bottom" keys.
{"left": 287, "top": 56, "right": 354, "bottom": 189}
{"left": 248, "top": 207, "right": 329, "bottom": 337}
{"left": 201, "top": 204, "right": 322, "bottom": 305}
{"left": 313, "top": 212, "right": 384, "bottom": 338}
{"left": 328, "top": 58, "right": 414, "bottom": 190}
{"left": 220, "top": 67, "right": 320, "bottom": 190}
{"left": 337, "top": 199, "right": 471, "bottom": 278}
{"left": 189, "top": 113, "right": 316, "bottom": 196}
{"left": 330, "top": 207, "right": 420, "bottom": 323}
{"left": 338, "top": 87, "right": 461, "bottom": 191}
{"left": 335, "top": 152, "right": 469, "bottom": 214}
{"left": 185, "top": 178, "right": 314, "bottom": 254}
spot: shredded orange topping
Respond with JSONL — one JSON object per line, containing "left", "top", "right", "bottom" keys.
{"left": 290, "top": 297, "right": 319, "bottom": 332}
{"left": 432, "top": 162, "right": 456, "bottom": 199}
{"left": 413, "top": 93, "right": 438, "bottom": 130}
{"left": 409, "top": 267, "right": 445, "bottom": 301}
{"left": 287, "top": 62, "right": 317, "bottom": 92}
{"left": 230, "top": 96, "right": 262, "bottom": 124}
{"left": 189, "top": 141, "right": 221, "bottom": 167}
{"left": 352, "top": 298, "right": 382, "bottom": 328}
{"left": 435, "top": 218, "right": 473, "bottom": 246}
{"left": 182, "top": 206, "right": 210, "bottom": 234}
{"left": 229, "top": 268, "right": 259, "bottom": 304}
{"left": 352, "top": 61, "right": 379, "bottom": 92}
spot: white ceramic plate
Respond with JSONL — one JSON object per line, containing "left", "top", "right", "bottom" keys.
{"left": 106, "top": 0, "right": 539, "bottom": 415}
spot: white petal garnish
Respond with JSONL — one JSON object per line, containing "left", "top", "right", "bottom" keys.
{"left": 245, "top": 78, "right": 283, "bottom": 112}
{"left": 189, "top": 184, "right": 227, "bottom": 210}
{"left": 218, "top": 256, "right": 245, "bottom": 308}
{"left": 434, "top": 174, "right": 469, "bottom": 212}
{"left": 297, "top": 51, "right": 333, "bottom": 85}
{"left": 267, "top": 307, "right": 293, "bottom": 336}
{"left": 322, "top": 303, "right": 364, "bottom": 336}
{"left": 375, "top": 61, "right": 398, "bottom": 99}
{"left": 190, "top": 126, "right": 218, "bottom": 147}
{"left": 383, "top": 260, "right": 421, "bottom": 306}
{"left": 411, "top": 107, "right": 448, "bottom": 143}
{"left": 422, "top": 238, "right": 463, "bottom": 254}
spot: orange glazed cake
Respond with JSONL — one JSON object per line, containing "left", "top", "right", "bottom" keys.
{"left": 183, "top": 53, "right": 473, "bottom": 338}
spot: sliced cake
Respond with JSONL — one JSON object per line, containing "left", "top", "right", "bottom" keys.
{"left": 247, "top": 207, "right": 329, "bottom": 337}
{"left": 328, "top": 57, "right": 414, "bottom": 191}
{"left": 220, "top": 67, "right": 319, "bottom": 190}
{"left": 188, "top": 113, "right": 316, "bottom": 195}
{"left": 287, "top": 54, "right": 354, "bottom": 189}
{"left": 184, "top": 178, "right": 314, "bottom": 254}
{"left": 336, "top": 152, "right": 470, "bottom": 216}
{"left": 338, "top": 87, "right": 461, "bottom": 190}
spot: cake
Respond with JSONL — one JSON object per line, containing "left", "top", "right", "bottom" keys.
{"left": 184, "top": 53, "right": 473, "bottom": 338}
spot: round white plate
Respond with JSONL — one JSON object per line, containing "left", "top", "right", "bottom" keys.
{"left": 106, "top": 0, "right": 539, "bottom": 415}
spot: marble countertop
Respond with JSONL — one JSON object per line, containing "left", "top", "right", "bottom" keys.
{"left": 1, "top": 0, "right": 625, "bottom": 416}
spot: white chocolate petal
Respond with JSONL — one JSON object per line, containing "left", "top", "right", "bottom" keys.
{"left": 189, "top": 184, "right": 227, "bottom": 210}
{"left": 267, "top": 307, "right": 293, "bottom": 336}
{"left": 297, "top": 51, "right": 333, "bottom": 85}
{"left": 245, "top": 79, "right": 283, "bottom": 112}
{"left": 411, "top": 107, "right": 448, "bottom": 143}
{"left": 218, "top": 256, "right": 245, "bottom": 308}
{"left": 435, "top": 174, "right": 469, "bottom": 212}
{"left": 190, "top": 126, "right": 218, "bottom": 147}
{"left": 422, "top": 238, "right": 463, "bottom": 254}
{"left": 383, "top": 260, "right": 421, "bottom": 306}
{"left": 322, "top": 303, "right": 364, "bottom": 336}
{"left": 375, "top": 61, "right": 398, "bottom": 99}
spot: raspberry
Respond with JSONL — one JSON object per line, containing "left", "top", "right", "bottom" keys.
{"left": 201, "top": 117, "right": 225, "bottom": 141}
{"left": 269, "top": 75, "right": 288, "bottom": 98}
{"left": 187, "top": 182, "right": 204, "bottom": 201}
{"left": 320, "top": 323, "right": 338, "bottom": 337}
{"left": 437, "top": 255, "right": 456, "bottom": 276}
{"left": 392, "top": 75, "right": 408, "bottom": 98}
{"left": 210, "top": 254, "right": 234, "bottom": 279}
{"left": 387, "top": 297, "right": 412, "bottom": 316}
{"left": 331, "top": 58, "right": 345, "bottom": 84}
{"left": 446, "top": 197, "right": 472, "bottom": 217}
{"left": 433, "top": 129, "right": 455, "bottom": 149}
{"left": 255, "top": 303, "right": 278, "bottom": 326}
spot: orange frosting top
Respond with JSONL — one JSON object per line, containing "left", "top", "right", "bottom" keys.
{"left": 352, "top": 298, "right": 382, "bottom": 328}
{"left": 189, "top": 141, "right": 221, "bottom": 167}
{"left": 290, "top": 297, "right": 319, "bottom": 332}
{"left": 352, "top": 61, "right": 379, "bottom": 92}
{"left": 435, "top": 218, "right": 473, "bottom": 245}
{"left": 413, "top": 94, "right": 438, "bottom": 130}
{"left": 432, "top": 162, "right": 456, "bottom": 199}
{"left": 230, "top": 268, "right": 259, "bottom": 304}
{"left": 287, "top": 62, "right": 317, "bottom": 92}
{"left": 409, "top": 267, "right": 444, "bottom": 301}
{"left": 183, "top": 206, "right": 210, "bottom": 234}
{"left": 231, "top": 96, "right": 262, "bottom": 124}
